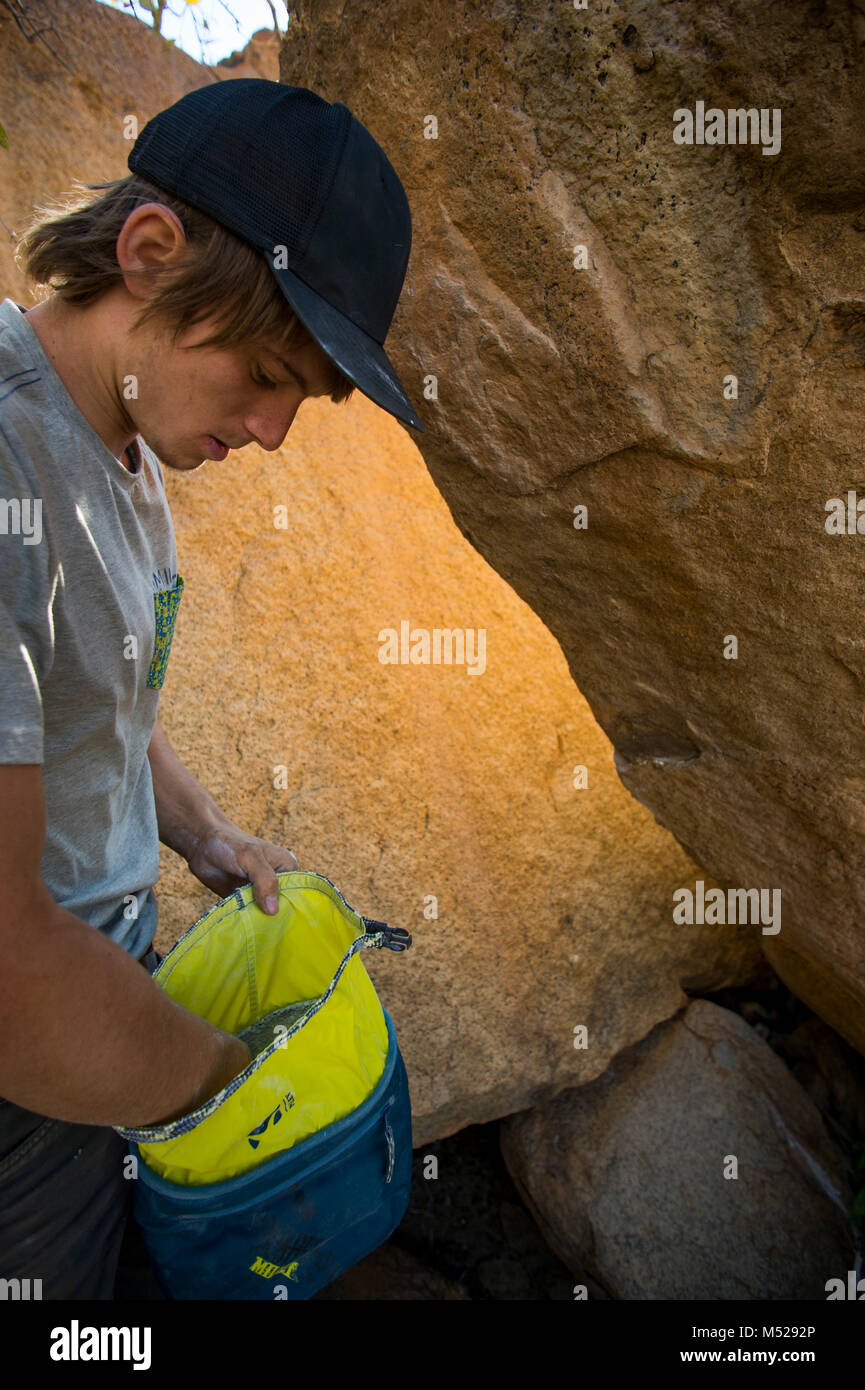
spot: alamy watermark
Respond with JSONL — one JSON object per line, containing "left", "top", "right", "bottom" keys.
{"left": 673, "top": 101, "right": 781, "bottom": 157}
{"left": 825, "top": 1269, "right": 865, "bottom": 1299}
{"left": 673, "top": 880, "right": 781, "bottom": 935}
{"left": 825, "top": 491, "right": 865, "bottom": 534}
{"left": 0, "top": 497, "right": 42, "bottom": 545}
{"left": 0, "top": 1276, "right": 41, "bottom": 1299}
{"left": 378, "top": 621, "right": 486, "bottom": 675}
{"left": 49, "top": 1321, "right": 151, "bottom": 1370}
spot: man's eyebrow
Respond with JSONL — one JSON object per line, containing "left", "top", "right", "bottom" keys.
{"left": 262, "top": 346, "right": 335, "bottom": 397}
{"left": 274, "top": 356, "right": 308, "bottom": 392}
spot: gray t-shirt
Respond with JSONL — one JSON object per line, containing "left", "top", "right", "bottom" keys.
{"left": 0, "top": 297, "right": 184, "bottom": 957}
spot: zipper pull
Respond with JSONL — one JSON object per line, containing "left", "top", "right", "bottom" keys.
{"left": 363, "top": 918, "right": 412, "bottom": 951}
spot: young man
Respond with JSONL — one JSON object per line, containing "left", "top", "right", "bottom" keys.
{"left": 0, "top": 80, "right": 423, "bottom": 1299}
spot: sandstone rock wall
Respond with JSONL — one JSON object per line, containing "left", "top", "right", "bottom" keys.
{"left": 280, "top": 0, "right": 865, "bottom": 1055}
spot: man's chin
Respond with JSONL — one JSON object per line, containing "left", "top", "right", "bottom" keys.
{"left": 150, "top": 446, "right": 209, "bottom": 472}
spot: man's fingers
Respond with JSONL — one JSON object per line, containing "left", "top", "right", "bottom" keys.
{"left": 253, "top": 846, "right": 298, "bottom": 914}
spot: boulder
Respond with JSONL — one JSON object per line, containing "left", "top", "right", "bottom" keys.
{"left": 279, "top": 0, "right": 865, "bottom": 1056}
{"left": 500, "top": 999, "right": 857, "bottom": 1299}
{"left": 153, "top": 390, "right": 761, "bottom": 1146}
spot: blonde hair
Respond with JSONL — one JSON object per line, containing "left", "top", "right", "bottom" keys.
{"left": 14, "top": 173, "right": 356, "bottom": 403}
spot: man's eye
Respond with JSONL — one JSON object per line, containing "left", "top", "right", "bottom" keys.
{"left": 251, "top": 368, "right": 277, "bottom": 390}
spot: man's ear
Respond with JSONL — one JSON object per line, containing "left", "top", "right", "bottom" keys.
{"left": 116, "top": 204, "right": 188, "bottom": 302}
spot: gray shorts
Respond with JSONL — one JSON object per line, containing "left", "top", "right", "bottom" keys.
{"left": 0, "top": 944, "right": 167, "bottom": 1300}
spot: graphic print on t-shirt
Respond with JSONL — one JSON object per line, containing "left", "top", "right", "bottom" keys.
{"left": 147, "top": 566, "right": 184, "bottom": 690}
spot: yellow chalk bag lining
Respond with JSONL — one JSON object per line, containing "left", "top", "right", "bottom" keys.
{"left": 116, "top": 871, "right": 389, "bottom": 1187}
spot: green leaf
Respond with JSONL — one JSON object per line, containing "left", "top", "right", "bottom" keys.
{"left": 0, "top": 122, "right": 8, "bottom": 152}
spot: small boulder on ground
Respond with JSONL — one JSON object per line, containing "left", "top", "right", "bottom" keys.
{"left": 500, "top": 999, "right": 857, "bottom": 1300}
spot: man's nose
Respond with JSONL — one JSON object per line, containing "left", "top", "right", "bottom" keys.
{"left": 245, "top": 403, "right": 301, "bottom": 453}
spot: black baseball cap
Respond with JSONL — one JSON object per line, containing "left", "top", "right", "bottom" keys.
{"left": 128, "top": 79, "right": 424, "bottom": 432}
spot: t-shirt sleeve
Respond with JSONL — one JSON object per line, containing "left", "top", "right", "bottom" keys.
{"left": 0, "top": 431, "right": 55, "bottom": 763}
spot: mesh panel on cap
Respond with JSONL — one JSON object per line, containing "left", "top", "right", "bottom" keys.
{"left": 137, "top": 86, "right": 350, "bottom": 267}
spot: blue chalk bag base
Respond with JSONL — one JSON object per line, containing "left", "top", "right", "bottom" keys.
{"left": 129, "top": 1007, "right": 413, "bottom": 1300}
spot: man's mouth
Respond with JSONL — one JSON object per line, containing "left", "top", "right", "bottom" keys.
{"left": 203, "top": 434, "right": 230, "bottom": 461}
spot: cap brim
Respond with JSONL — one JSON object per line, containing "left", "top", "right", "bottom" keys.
{"left": 270, "top": 265, "right": 425, "bottom": 433}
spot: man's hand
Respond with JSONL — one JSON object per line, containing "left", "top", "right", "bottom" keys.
{"left": 185, "top": 820, "right": 299, "bottom": 915}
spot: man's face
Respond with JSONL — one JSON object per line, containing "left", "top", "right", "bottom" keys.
{"left": 123, "top": 311, "right": 339, "bottom": 473}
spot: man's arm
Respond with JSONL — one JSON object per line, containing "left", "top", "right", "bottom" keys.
{"left": 147, "top": 716, "right": 231, "bottom": 862}
{"left": 0, "top": 763, "right": 251, "bottom": 1128}
{"left": 146, "top": 717, "right": 298, "bottom": 913}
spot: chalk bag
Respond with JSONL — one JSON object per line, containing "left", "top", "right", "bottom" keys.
{"left": 115, "top": 869, "right": 413, "bottom": 1300}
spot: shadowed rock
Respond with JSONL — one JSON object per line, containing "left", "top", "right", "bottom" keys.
{"left": 500, "top": 999, "right": 857, "bottom": 1299}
